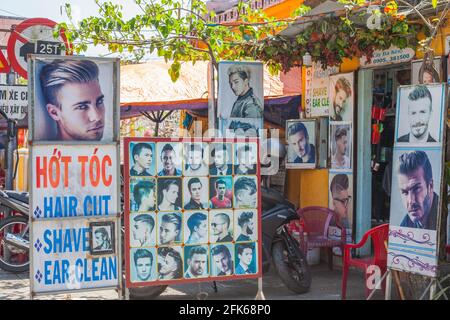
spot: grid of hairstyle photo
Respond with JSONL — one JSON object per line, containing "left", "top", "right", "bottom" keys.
{"left": 285, "top": 119, "right": 317, "bottom": 169}
{"left": 387, "top": 83, "right": 447, "bottom": 278}
{"left": 125, "top": 139, "right": 260, "bottom": 285}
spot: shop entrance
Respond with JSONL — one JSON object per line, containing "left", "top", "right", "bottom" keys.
{"left": 370, "top": 65, "right": 411, "bottom": 226}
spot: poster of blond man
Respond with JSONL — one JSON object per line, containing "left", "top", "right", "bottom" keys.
{"left": 30, "top": 55, "right": 119, "bottom": 142}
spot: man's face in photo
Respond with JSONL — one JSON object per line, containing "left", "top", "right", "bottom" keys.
{"left": 161, "top": 150, "right": 176, "bottom": 171}
{"left": 95, "top": 231, "right": 106, "bottom": 247}
{"left": 163, "top": 184, "right": 179, "bottom": 205}
{"left": 133, "top": 221, "right": 151, "bottom": 243}
{"left": 239, "top": 148, "right": 256, "bottom": 168}
{"left": 188, "top": 149, "right": 203, "bottom": 169}
{"left": 422, "top": 71, "right": 434, "bottom": 84}
{"left": 229, "top": 73, "right": 249, "bottom": 97}
{"left": 194, "top": 220, "right": 208, "bottom": 239}
{"left": 398, "top": 167, "right": 433, "bottom": 224}
{"left": 244, "top": 219, "right": 254, "bottom": 235}
{"left": 214, "top": 252, "right": 231, "bottom": 274}
{"left": 289, "top": 131, "right": 307, "bottom": 158}
{"left": 189, "top": 253, "right": 207, "bottom": 276}
{"left": 136, "top": 257, "right": 152, "bottom": 281}
{"left": 216, "top": 183, "right": 227, "bottom": 198}
{"left": 407, "top": 97, "right": 432, "bottom": 139}
{"left": 140, "top": 189, "right": 155, "bottom": 210}
{"left": 239, "top": 248, "right": 253, "bottom": 266}
{"left": 336, "top": 135, "right": 348, "bottom": 156}
{"left": 159, "top": 254, "right": 177, "bottom": 277}
{"left": 332, "top": 188, "right": 350, "bottom": 220}
{"left": 237, "top": 188, "right": 256, "bottom": 207}
{"left": 160, "top": 221, "right": 179, "bottom": 244}
{"left": 189, "top": 182, "right": 202, "bottom": 202}
{"left": 47, "top": 80, "right": 105, "bottom": 140}
{"left": 214, "top": 149, "right": 228, "bottom": 167}
{"left": 333, "top": 88, "right": 348, "bottom": 116}
{"left": 212, "top": 215, "right": 228, "bottom": 236}
{"left": 134, "top": 147, "right": 152, "bottom": 170}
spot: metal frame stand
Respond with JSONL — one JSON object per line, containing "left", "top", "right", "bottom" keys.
{"left": 254, "top": 277, "right": 265, "bottom": 300}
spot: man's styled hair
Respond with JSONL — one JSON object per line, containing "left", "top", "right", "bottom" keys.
{"left": 132, "top": 143, "right": 153, "bottom": 161}
{"left": 95, "top": 227, "right": 109, "bottom": 239}
{"left": 133, "top": 214, "right": 155, "bottom": 232}
{"left": 215, "top": 178, "right": 227, "bottom": 188}
{"left": 288, "top": 122, "right": 309, "bottom": 141}
{"left": 161, "top": 212, "right": 182, "bottom": 232}
{"left": 133, "top": 180, "right": 155, "bottom": 207}
{"left": 234, "top": 177, "right": 257, "bottom": 196}
{"left": 237, "top": 211, "right": 254, "bottom": 228}
{"left": 188, "top": 246, "right": 207, "bottom": 260}
{"left": 158, "top": 247, "right": 182, "bottom": 278}
{"left": 214, "top": 213, "right": 230, "bottom": 229}
{"left": 398, "top": 151, "right": 433, "bottom": 186}
{"left": 408, "top": 85, "right": 432, "bottom": 109}
{"left": 187, "top": 212, "right": 207, "bottom": 233}
{"left": 134, "top": 248, "right": 153, "bottom": 266}
{"left": 335, "top": 127, "right": 348, "bottom": 141}
{"left": 188, "top": 177, "right": 202, "bottom": 192}
{"left": 40, "top": 59, "right": 99, "bottom": 107}
{"left": 161, "top": 143, "right": 175, "bottom": 155}
{"left": 237, "top": 243, "right": 254, "bottom": 256}
{"left": 211, "top": 144, "right": 228, "bottom": 157}
{"left": 334, "top": 77, "right": 352, "bottom": 97}
{"left": 419, "top": 65, "right": 440, "bottom": 84}
{"left": 158, "top": 179, "right": 180, "bottom": 206}
{"left": 187, "top": 143, "right": 203, "bottom": 156}
{"left": 227, "top": 65, "right": 250, "bottom": 81}
{"left": 330, "top": 174, "right": 349, "bottom": 195}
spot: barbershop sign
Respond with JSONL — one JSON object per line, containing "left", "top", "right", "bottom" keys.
{"left": 29, "top": 55, "right": 121, "bottom": 297}
{"left": 360, "top": 46, "right": 415, "bottom": 68}
{"left": 0, "top": 85, "right": 27, "bottom": 120}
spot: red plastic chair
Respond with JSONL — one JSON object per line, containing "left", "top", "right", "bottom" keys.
{"left": 297, "top": 206, "right": 346, "bottom": 270}
{"left": 341, "top": 223, "right": 389, "bottom": 300}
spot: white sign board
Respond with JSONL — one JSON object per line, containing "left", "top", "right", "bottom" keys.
{"left": 0, "top": 85, "right": 28, "bottom": 120}
{"left": 360, "top": 46, "right": 415, "bottom": 68}
{"left": 30, "top": 145, "right": 119, "bottom": 294}
{"left": 32, "top": 218, "right": 119, "bottom": 293}
{"left": 307, "top": 62, "right": 339, "bottom": 117}
{"left": 29, "top": 56, "right": 121, "bottom": 297}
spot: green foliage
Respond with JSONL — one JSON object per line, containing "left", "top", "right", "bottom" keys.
{"left": 57, "top": 0, "right": 419, "bottom": 79}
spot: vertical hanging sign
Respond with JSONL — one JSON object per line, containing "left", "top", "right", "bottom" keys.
{"left": 28, "top": 55, "right": 121, "bottom": 296}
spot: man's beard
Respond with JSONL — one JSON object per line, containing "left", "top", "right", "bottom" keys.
{"left": 411, "top": 122, "right": 428, "bottom": 139}
{"left": 246, "top": 226, "right": 253, "bottom": 235}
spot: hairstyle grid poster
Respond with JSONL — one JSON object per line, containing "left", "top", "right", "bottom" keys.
{"left": 124, "top": 137, "right": 262, "bottom": 287}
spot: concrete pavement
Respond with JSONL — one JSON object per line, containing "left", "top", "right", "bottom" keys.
{"left": 0, "top": 263, "right": 384, "bottom": 300}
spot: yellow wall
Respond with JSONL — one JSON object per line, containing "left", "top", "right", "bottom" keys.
{"left": 264, "top": 0, "right": 304, "bottom": 19}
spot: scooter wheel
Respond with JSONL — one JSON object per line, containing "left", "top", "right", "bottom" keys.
{"left": 0, "top": 215, "right": 29, "bottom": 273}
{"left": 272, "top": 240, "right": 311, "bottom": 294}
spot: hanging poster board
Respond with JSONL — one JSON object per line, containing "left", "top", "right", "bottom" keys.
{"left": 217, "top": 61, "right": 263, "bottom": 138}
{"left": 387, "top": 83, "right": 447, "bottom": 277}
